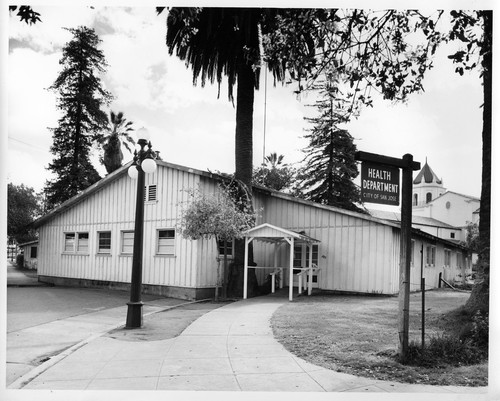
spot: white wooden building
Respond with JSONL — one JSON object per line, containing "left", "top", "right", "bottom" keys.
{"left": 18, "top": 240, "right": 39, "bottom": 270}
{"left": 32, "top": 161, "right": 471, "bottom": 300}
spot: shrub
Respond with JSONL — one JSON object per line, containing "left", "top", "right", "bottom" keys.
{"left": 16, "top": 254, "right": 24, "bottom": 268}
{"left": 463, "top": 311, "right": 489, "bottom": 349}
{"left": 405, "top": 334, "right": 486, "bottom": 367}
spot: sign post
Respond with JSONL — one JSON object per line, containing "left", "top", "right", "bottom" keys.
{"left": 355, "top": 151, "right": 420, "bottom": 361}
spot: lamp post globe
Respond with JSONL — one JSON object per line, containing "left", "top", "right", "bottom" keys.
{"left": 141, "top": 158, "right": 156, "bottom": 174}
{"left": 136, "top": 127, "right": 150, "bottom": 142}
{"left": 128, "top": 165, "right": 138, "bottom": 179}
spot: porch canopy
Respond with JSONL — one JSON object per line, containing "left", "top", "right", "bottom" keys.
{"left": 242, "top": 223, "right": 320, "bottom": 301}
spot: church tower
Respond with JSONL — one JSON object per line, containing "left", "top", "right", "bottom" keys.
{"left": 412, "top": 159, "right": 446, "bottom": 207}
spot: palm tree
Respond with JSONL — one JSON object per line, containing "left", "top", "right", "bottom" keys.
{"left": 264, "top": 152, "right": 284, "bottom": 168}
{"left": 163, "top": 8, "right": 319, "bottom": 296}
{"left": 98, "top": 111, "right": 135, "bottom": 174}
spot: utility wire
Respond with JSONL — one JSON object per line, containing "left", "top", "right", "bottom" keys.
{"left": 8, "top": 136, "right": 48, "bottom": 152}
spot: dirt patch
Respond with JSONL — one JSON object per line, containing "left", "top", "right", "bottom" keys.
{"left": 105, "top": 301, "right": 227, "bottom": 341}
{"left": 271, "top": 289, "right": 487, "bottom": 387}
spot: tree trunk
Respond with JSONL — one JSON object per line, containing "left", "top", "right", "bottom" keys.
{"left": 228, "top": 62, "right": 259, "bottom": 298}
{"left": 465, "top": 10, "right": 491, "bottom": 314}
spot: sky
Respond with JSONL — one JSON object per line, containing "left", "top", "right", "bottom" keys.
{"left": 2, "top": 1, "right": 495, "bottom": 213}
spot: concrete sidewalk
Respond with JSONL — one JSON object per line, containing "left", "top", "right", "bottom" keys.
{"left": 12, "top": 296, "right": 488, "bottom": 393}
{"left": 6, "top": 260, "right": 45, "bottom": 287}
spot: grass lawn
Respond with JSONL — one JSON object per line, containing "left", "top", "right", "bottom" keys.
{"left": 271, "top": 288, "right": 487, "bottom": 387}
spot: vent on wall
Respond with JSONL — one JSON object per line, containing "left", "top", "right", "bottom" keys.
{"left": 144, "top": 185, "right": 157, "bottom": 202}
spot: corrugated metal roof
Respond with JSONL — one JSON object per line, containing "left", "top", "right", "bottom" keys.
{"left": 369, "top": 209, "right": 457, "bottom": 228}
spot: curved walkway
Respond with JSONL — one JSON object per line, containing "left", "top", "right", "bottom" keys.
{"left": 18, "top": 297, "right": 487, "bottom": 393}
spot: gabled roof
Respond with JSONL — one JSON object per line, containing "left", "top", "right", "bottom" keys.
{"left": 369, "top": 209, "right": 457, "bottom": 229}
{"left": 32, "top": 160, "right": 397, "bottom": 230}
{"left": 243, "top": 223, "right": 320, "bottom": 244}
{"left": 413, "top": 160, "right": 442, "bottom": 185}
{"left": 31, "top": 160, "right": 224, "bottom": 229}
{"left": 431, "top": 190, "right": 480, "bottom": 203}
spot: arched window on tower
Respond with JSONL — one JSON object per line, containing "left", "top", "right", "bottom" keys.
{"left": 426, "top": 192, "right": 432, "bottom": 203}
{"left": 414, "top": 193, "right": 418, "bottom": 206}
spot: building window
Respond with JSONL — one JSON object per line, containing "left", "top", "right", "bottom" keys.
{"left": 30, "top": 246, "right": 37, "bottom": 259}
{"left": 64, "top": 233, "right": 75, "bottom": 252}
{"left": 444, "top": 249, "right": 451, "bottom": 267}
{"left": 77, "top": 233, "right": 89, "bottom": 253}
{"left": 426, "top": 192, "right": 432, "bottom": 203}
{"left": 426, "top": 245, "right": 436, "bottom": 266}
{"left": 450, "top": 232, "right": 455, "bottom": 239}
{"left": 144, "top": 185, "right": 157, "bottom": 202}
{"left": 413, "top": 194, "right": 418, "bottom": 206}
{"left": 217, "top": 239, "right": 233, "bottom": 258}
{"left": 293, "top": 243, "right": 319, "bottom": 267}
{"left": 98, "top": 231, "right": 112, "bottom": 254}
{"left": 121, "top": 231, "right": 134, "bottom": 254}
{"left": 157, "top": 229, "right": 175, "bottom": 255}
{"left": 64, "top": 232, "right": 89, "bottom": 254}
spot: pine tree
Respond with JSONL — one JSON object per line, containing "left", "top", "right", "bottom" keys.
{"left": 296, "top": 82, "right": 362, "bottom": 212}
{"left": 45, "top": 26, "right": 112, "bottom": 209}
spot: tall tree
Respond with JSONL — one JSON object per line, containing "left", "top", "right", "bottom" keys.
{"left": 97, "top": 111, "right": 135, "bottom": 174}
{"left": 296, "top": 82, "right": 362, "bottom": 212}
{"left": 445, "top": 10, "right": 491, "bottom": 314}
{"left": 162, "top": 8, "right": 320, "bottom": 296}
{"left": 44, "top": 26, "right": 112, "bottom": 209}
{"left": 7, "top": 183, "right": 42, "bottom": 244}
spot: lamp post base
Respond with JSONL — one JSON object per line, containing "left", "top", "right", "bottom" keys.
{"left": 125, "top": 301, "right": 143, "bottom": 329}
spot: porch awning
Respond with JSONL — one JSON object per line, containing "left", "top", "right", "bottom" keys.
{"left": 242, "top": 223, "right": 320, "bottom": 301}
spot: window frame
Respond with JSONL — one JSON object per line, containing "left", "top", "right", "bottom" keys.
{"left": 293, "top": 243, "right": 319, "bottom": 268}
{"left": 156, "top": 228, "right": 176, "bottom": 256}
{"left": 64, "top": 232, "right": 76, "bottom": 253}
{"left": 30, "top": 246, "right": 37, "bottom": 259}
{"left": 121, "top": 230, "right": 135, "bottom": 255}
{"left": 425, "top": 245, "right": 436, "bottom": 267}
{"left": 217, "top": 238, "right": 234, "bottom": 259}
{"left": 444, "top": 248, "right": 452, "bottom": 267}
{"left": 63, "top": 232, "right": 90, "bottom": 255}
{"left": 97, "top": 231, "right": 112, "bottom": 255}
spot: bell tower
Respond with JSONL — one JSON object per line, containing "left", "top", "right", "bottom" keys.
{"left": 412, "top": 158, "right": 446, "bottom": 207}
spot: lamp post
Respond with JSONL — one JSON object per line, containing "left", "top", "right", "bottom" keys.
{"left": 126, "top": 127, "right": 157, "bottom": 329}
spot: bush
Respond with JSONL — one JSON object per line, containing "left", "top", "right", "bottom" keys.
{"left": 461, "top": 311, "right": 489, "bottom": 349}
{"left": 16, "top": 254, "right": 24, "bottom": 268}
{"left": 405, "top": 333, "right": 486, "bottom": 367}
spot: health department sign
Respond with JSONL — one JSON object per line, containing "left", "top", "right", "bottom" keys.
{"left": 361, "top": 162, "right": 400, "bottom": 206}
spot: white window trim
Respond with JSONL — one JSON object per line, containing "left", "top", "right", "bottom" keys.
{"left": 156, "top": 228, "right": 176, "bottom": 257}
{"left": 120, "top": 230, "right": 135, "bottom": 256}
{"left": 293, "top": 243, "right": 319, "bottom": 268}
{"left": 63, "top": 232, "right": 89, "bottom": 255}
{"left": 425, "top": 245, "right": 436, "bottom": 267}
{"left": 97, "top": 231, "right": 112, "bottom": 256}
{"left": 444, "top": 248, "right": 452, "bottom": 267}
{"left": 217, "top": 238, "right": 234, "bottom": 260}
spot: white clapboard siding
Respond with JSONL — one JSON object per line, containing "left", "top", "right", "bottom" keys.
{"left": 36, "top": 162, "right": 470, "bottom": 297}
{"left": 253, "top": 191, "right": 401, "bottom": 295}
{"left": 37, "top": 164, "right": 212, "bottom": 289}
